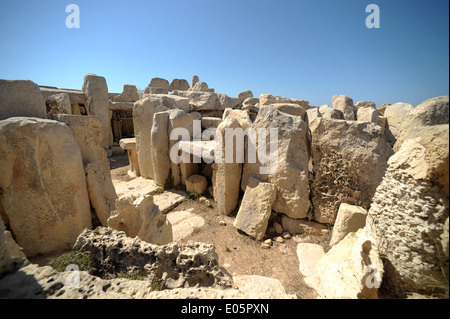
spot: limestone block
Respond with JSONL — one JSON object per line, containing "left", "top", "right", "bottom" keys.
{"left": 233, "top": 177, "right": 277, "bottom": 240}
{"left": 0, "top": 80, "right": 46, "bottom": 120}
{"left": 107, "top": 194, "right": 172, "bottom": 245}
{"left": 0, "top": 117, "right": 92, "bottom": 256}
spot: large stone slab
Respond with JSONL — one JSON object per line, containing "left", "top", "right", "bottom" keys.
{"left": 0, "top": 80, "right": 46, "bottom": 120}
{"left": 133, "top": 97, "right": 168, "bottom": 179}
{"left": 296, "top": 243, "right": 325, "bottom": 289}
{"left": 309, "top": 118, "right": 393, "bottom": 224}
{"left": 242, "top": 105, "right": 310, "bottom": 219}
{"left": 82, "top": 74, "right": 112, "bottom": 148}
{"left": 233, "top": 177, "right": 276, "bottom": 240}
{"left": 0, "top": 117, "right": 92, "bottom": 256}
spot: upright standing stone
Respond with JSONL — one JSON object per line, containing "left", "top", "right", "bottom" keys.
{"left": 82, "top": 74, "right": 111, "bottom": 148}
{"left": 133, "top": 98, "right": 168, "bottom": 179}
{"left": 192, "top": 75, "right": 199, "bottom": 87}
{"left": 309, "top": 118, "right": 393, "bottom": 224}
{"left": 169, "top": 79, "right": 190, "bottom": 92}
{"left": 151, "top": 111, "right": 171, "bottom": 186}
{"left": 55, "top": 114, "right": 118, "bottom": 226}
{"left": 242, "top": 106, "right": 310, "bottom": 219}
{"left": 0, "top": 118, "right": 92, "bottom": 256}
{"left": 212, "top": 117, "right": 243, "bottom": 215}
{"left": 149, "top": 77, "right": 170, "bottom": 90}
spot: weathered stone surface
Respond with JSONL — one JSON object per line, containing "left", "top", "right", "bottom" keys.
{"left": 367, "top": 125, "right": 449, "bottom": 296}
{"left": 316, "top": 228, "right": 383, "bottom": 299}
{"left": 377, "top": 103, "right": 391, "bottom": 115}
{"left": 332, "top": 95, "right": 356, "bottom": 121}
{"left": 186, "top": 175, "right": 207, "bottom": 195}
{"left": 167, "top": 209, "right": 205, "bottom": 242}
{"left": 119, "top": 138, "right": 140, "bottom": 176}
{"left": 242, "top": 97, "right": 259, "bottom": 107}
{"left": 306, "top": 107, "right": 322, "bottom": 124}
{"left": 355, "top": 101, "right": 376, "bottom": 110}
{"left": 149, "top": 77, "right": 169, "bottom": 90}
{"left": 171, "top": 90, "right": 220, "bottom": 111}
{"left": 330, "top": 203, "right": 367, "bottom": 247}
{"left": 133, "top": 98, "right": 168, "bottom": 179}
{"left": 394, "top": 96, "right": 449, "bottom": 152}
{"left": 259, "top": 94, "right": 309, "bottom": 108}
{"left": 140, "top": 94, "right": 190, "bottom": 113}
{"left": 212, "top": 117, "right": 243, "bottom": 215}
{"left": 0, "top": 80, "right": 47, "bottom": 120}
{"left": 224, "top": 109, "right": 252, "bottom": 130}
{"left": 270, "top": 103, "right": 306, "bottom": 117}
{"left": 201, "top": 116, "right": 222, "bottom": 129}
{"left": 113, "top": 85, "right": 139, "bottom": 102}
{"left": 383, "top": 102, "right": 414, "bottom": 145}
{"left": 46, "top": 93, "right": 72, "bottom": 119}
{"left": 107, "top": 194, "right": 172, "bottom": 245}
{"left": 85, "top": 160, "right": 118, "bottom": 226}
{"left": 73, "top": 227, "right": 233, "bottom": 288}
{"left": 233, "top": 177, "right": 276, "bottom": 240}
{"left": 237, "top": 90, "right": 253, "bottom": 103}
{"left": 190, "top": 81, "right": 209, "bottom": 92}
{"left": 217, "top": 93, "right": 240, "bottom": 109}
{"left": 54, "top": 115, "right": 107, "bottom": 165}
{"left": 296, "top": 243, "right": 325, "bottom": 289}
{"left": 82, "top": 74, "right": 112, "bottom": 148}
{"left": 0, "top": 263, "right": 294, "bottom": 299}
{"left": 55, "top": 114, "right": 117, "bottom": 226}
{"left": 318, "top": 104, "right": 342, "bottom": 120}
{"left": 309, "top": 118, "right": 393, "bottom": 224}
{"left": 0, "top": 117, "right": 92, "bottom": 256}
{"left": 356, "top": 107, "right": 380, "bottom": 124}
{"left": 0, "top": 218, "right": 27, "bottom": 276}
{"left": 168, "top": 110, "right": 201, "bottom": 186}
{"left": 192, "top": 75, "right": 199, "bottom": 87}
{"left": 144, "top": 87, "right": 168, "bottom": 95}
{"left": 151, "top": 111, "right": 171, "bottom": 186}
{"left": 242, "top": 105, "right": 310, "bottom": 219}
{"left": 280, "top": 215, "right": 328, "bottom": 236}
{"left": 168, "top": 79, "right": 190, "bottom": 92}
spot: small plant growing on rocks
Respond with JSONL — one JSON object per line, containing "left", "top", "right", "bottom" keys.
{"left": 48, "top": 251, "right": 95, "bottom": 274}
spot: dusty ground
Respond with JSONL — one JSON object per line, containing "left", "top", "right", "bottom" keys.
{"left": 31, "top": 153, "right": 330, "bottom": 299}
{"left": 109, "top": 153, "right": 331, "bottom": 298}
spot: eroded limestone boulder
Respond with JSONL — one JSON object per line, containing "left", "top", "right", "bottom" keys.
{"left": 367, "top": 125, "right": 449, "bottom": 296}
{"left": 73, "top": 227, "right": 233, "bottom": 289}
{"left": 233, "top": 177, "right": 276, "bottom": 240}
{"left": 0, "top": 117, "right": 92, "bottom": 256}
{"left": 332, "top": 95, "right": 356, "bottom": 121}
{"left": 107, "top": 195, "right": 172, "bottom": 245}
{"left": 310, "top": 118, "right": 393, "bottom": 224}
{"left": 46, "top": 93, "right": 72, "bottom": 119}
{"left": 394, "top": 96, "right": 449, "bottom": 152}
{"left": 329, "top": 203, "right": 367, "bottom": 247}
{"left": 383, "top": 102, "right": 414, "bottom": 145}
{"left": 169, "top": 79, "right": 190, "bottom": 92}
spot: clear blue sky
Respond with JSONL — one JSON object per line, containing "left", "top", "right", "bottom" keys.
{"left": 0, "top": 0, "right": 448, "bottom": 107}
